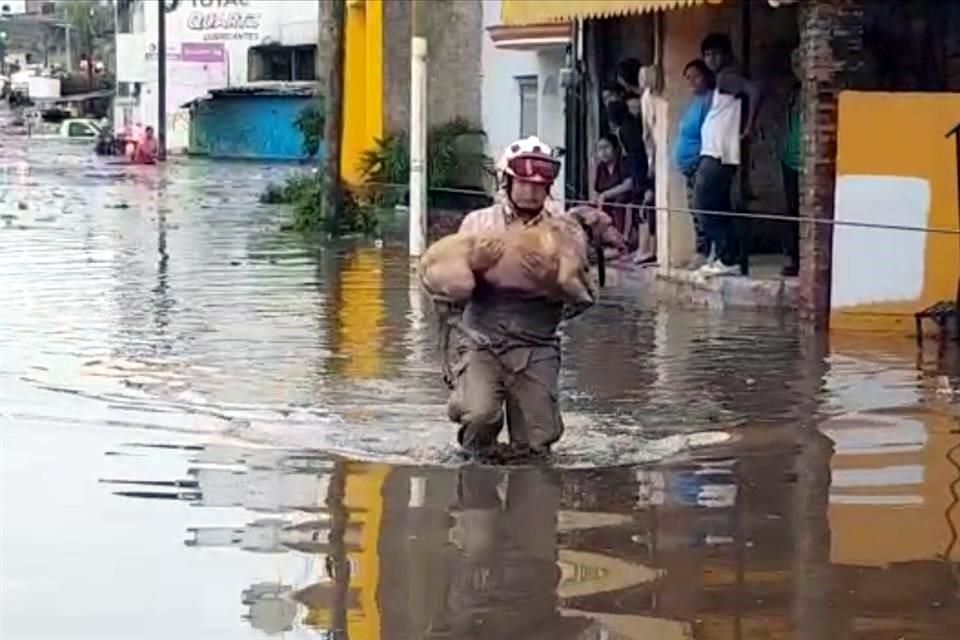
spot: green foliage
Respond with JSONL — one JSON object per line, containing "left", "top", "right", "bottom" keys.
{"left": 295, "top": 100, "right": 325, "bottom": 158}
{"left": 62, "top": 1, "right": 114, "bottom": 58}
{"left": 426, "top": 118, "right": 487, "bottom": 189}
{"left": 260, "top": 117, "right": 488, "bottom": 237}
{"left": 357, "top": 118, "right": 490, "bottom": 205}
{"left": 259, "top": 172, "right": 315, "bottom": 204}
{"left": 357, "top": 133, "right": 410, "bottom": 206}
{"left": 261, "top": 171, "right": 379, "bottom": 237}
{"left": 359, "top": 133, "right": 409, "bottom": 185}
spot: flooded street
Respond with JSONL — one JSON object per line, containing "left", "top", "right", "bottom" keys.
{"left": 1, "top": 138, "right": 958, "bottom": 639}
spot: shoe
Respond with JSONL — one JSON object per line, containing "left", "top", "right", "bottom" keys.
{"left": 701, "top": 261, "right": 739, "bottom": 277}
{"left": 686, "top": 254, "right": 709, "bottom": 270}
{"left": 695, "top": 259, "right": 718, "bottom": 275}
{"left": 633, "top": 253, "right": 657, "bottom": 265}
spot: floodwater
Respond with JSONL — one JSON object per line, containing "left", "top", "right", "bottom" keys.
{"left": 0, "top": 135, "right": 958, "bottom": 639}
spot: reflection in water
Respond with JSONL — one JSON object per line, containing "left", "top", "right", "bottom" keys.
{"left": 333, "top": 248, "right": 386, "bottom": 380}
{"left": 104, "top": 430, "right": 960, "bottom": 639}
{"left": 2, "top": 137, "right": 959, "bottom": 639}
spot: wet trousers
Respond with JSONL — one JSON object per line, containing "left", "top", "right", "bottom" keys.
{"left": 447, "top": 345, "right": 563, "bottom": 453}
{"left": 694, "top": 156, "right": 738, "bottom": 265}
{"left": 685, "top": 169, "right": 708, "bottom": 257}
{"left": 781, "top": 161, "right": 800, "bottom": 268}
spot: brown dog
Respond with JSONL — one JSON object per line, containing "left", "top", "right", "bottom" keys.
{"left": 419, "top": 207, "right": 625, "bottom": 304}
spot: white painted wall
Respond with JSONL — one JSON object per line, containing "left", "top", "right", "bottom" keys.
{"left": 480, "top": 0, "right": 539, "bottom": 166}
{"left": 136, "top": 0, "right": 319, "bottom": 88}
{"left": 536, "top": 48, "right": 566, "bottom": 203}
{"left": 115, "top": 0, "right": 318, "bottom": 150}
{"left": 0, "top": 0, "right": 26, "bottom": 15}
{"left": 481, "top": 0, "right": 567, "bottom": 204}
{"left": 831, "top": 175, "right": 930, "bottom": 308}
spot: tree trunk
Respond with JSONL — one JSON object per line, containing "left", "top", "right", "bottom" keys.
{"left": 319, "top": 0, "right": 346, "bottom": 230}
{"left": 797, "top": 0, "right": 865, "bottom": 330}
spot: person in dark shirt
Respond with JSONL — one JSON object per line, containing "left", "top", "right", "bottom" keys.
{"left": 592, "top": 133, "right": 633, "bottom": 238}
{"left": 616, "top": 57, "right": 642, "bottom": 95}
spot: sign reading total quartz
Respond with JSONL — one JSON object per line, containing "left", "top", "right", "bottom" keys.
{"left": 171, "top": 0, "right": 262, "bottom": 42}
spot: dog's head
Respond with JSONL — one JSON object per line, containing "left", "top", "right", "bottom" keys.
{"left": 567, "top": 205, "right": 627, "bottom": 252}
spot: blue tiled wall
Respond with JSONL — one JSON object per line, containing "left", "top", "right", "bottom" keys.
{"left": 189, "top": 95, "right": 324, "bottom": 161}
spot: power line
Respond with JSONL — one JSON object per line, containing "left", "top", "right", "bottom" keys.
{"left": 358, "top": 180, "right": 960, "bottom": 237}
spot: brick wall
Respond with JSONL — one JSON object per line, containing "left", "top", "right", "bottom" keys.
{"left": 797, "top": 0, "right": 865, "bottom": 328}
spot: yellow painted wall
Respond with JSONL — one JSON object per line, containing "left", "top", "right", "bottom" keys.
{"left": 342, "top": 0, "right": 384, "bottom": 184}
{"left": 336, "top": 248, "right": 385, "bottom": 379}
{"left": 303, "top": 463, "right": 389, "bottom": 638}
{"left": 831, "top": 91, "right": 960, "bottom": 334}
{"left": 827, "top": 413, "right": 959, "bottom": 566}
{"left": 823, "top": 335, "right": 960, "bottom": 566}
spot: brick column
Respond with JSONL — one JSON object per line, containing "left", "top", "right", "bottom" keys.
{"left": 797, "top": 0, "right": 865, "bottom": 330}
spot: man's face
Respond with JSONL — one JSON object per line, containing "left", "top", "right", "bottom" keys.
{"left": 703, "top": 48, "right": 729, "bottom": 73}
{"left": 602, "top": 90, "right": 620, "bottom": 106}
{"left": 509, "top": 179, "right": 549, "bottom": 212}
{"left": 626, "top": 96, "right": 642, "bottom": 117}
{"left": 684, "top": 66, "right": 707, "bottom": 93}
{"left": 597, "top": 138, "right": 616, "bottom": 163}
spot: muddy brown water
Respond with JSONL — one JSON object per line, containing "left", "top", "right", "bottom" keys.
{"left": 0, "top": 136, "right": 958, "bottom": 639}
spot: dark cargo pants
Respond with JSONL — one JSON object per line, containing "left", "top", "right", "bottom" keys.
{"left": 694, "top": 156, "right": 738, "bottom": 265}
{"left": 447, "top": 345, "right": 563, "bottom": 453}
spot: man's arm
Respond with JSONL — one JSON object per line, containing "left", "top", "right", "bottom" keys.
{"left": 717, "top": 69, "right": 763, "bottom": 138}
{"left": 458, "top": 211, "right": 480, "bottom": 234}
{"left": 597, "top": 177, "right": 633, "bottom": 203}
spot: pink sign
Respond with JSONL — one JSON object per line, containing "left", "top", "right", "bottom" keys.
{"left": 181, "top": 43, "right": 226, "bottom": 63}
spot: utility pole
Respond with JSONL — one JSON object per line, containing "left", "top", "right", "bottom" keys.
{"left": 408, "top": 0, "right": 428, "bottom": 256}
{"left": 319, "top": 0, "right": 346, "bottom": 229}
{"left": 64, "top": 24, "right": 73, "bottom": 73}
{"left": 157, "top": 0, "right": 167, "bottom": 161}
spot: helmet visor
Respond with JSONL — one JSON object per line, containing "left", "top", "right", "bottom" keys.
{"left": 507, "top": 156, "right": 560, "bottom": 183}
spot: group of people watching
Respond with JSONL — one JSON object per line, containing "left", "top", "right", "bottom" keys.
{"left": 596, "top": 33, "right": 802, "bottom": 278}
{"left": 595, "top": 59, "right": 657, "bottom": 265}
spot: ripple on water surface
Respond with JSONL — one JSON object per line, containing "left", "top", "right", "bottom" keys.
{"left": 1, "top": 137, "right": 957, "bottom": 468}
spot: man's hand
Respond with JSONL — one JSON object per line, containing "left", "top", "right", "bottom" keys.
{"left": 518, "top": 248, "right": 557, "bottom": 285}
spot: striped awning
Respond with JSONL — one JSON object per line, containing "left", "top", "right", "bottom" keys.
{"left": 500, "top": 0, "right": 725, "bottom": 26}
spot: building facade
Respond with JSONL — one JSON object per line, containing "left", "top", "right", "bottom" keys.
{"left": 114, "top": 0, "right": 320, "bottom": 152}
{"left": 481, "top": 0, "right": 570, "bottom": 204}
{"left": 500, "top": 0, "right": 960, "bottom": 334}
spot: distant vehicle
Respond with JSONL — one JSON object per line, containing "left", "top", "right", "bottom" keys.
{"left": 24, "top": 117, "right": 103, "bottom": 140}
{"left": 58, "top": 118, "right": 102, "bottom": 139}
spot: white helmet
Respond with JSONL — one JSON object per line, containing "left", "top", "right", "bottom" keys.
{"left": 498, "top": 136, "right": 561, "bottom": 185}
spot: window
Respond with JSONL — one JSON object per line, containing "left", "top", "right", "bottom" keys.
{"left": 67, "top": 121, "right": 97, "bottom": 138}
{"left": 117, "top": 82, "right": 141, "bottom": 99}
{"left": 517, "top": 76, "right": 538, "bottom": 138}
{"left": 248, "top": 45, "right": 317, "bottom": 82}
